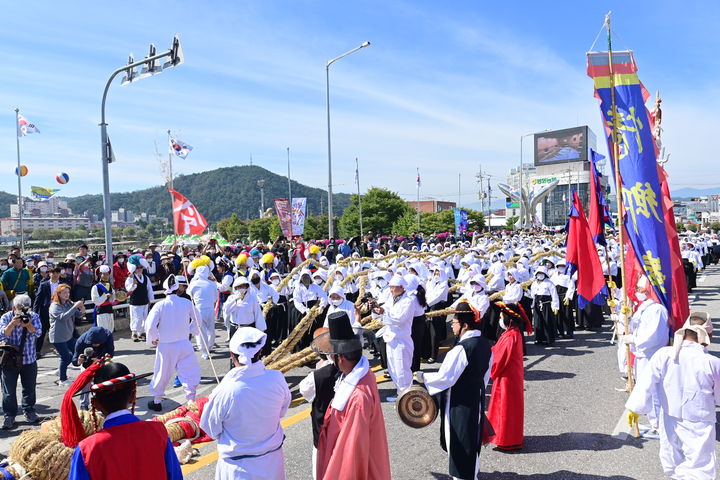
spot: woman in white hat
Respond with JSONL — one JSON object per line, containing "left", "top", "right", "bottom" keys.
{"left": 90, "top": 265, "right": 115, "bottom": 332}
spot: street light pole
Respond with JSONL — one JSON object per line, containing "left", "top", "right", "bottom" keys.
{"left": 519, "top": 133, "right": 535, "bottom": 230}
{"left": 326, "top": 41, "right": 371, "bottom": 238}
{"left": 356, "top": 157, "right": 363, "bottom": 239}
{"left": 100, "top": 35, "right": 183, "bottom": 276}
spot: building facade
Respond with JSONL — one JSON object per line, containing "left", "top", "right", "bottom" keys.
{"left": 0, "top": 216, "right": 90, "bottom": 235}
{"left": 410, "top": 200, "right": 456, "bottom": 213}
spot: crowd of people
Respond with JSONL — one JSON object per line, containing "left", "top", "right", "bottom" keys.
{"left": 0, "top": 229, "right": 718, "bottom": 479}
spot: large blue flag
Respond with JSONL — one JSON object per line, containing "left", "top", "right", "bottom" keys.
{"left": 587, "top": 51, "right": 672, "bottom": 311}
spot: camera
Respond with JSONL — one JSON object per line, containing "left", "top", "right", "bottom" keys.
{"left": 360, "top": 291, "right": 375, "bottom": 304}
{"left": 18, "top": 306, "right": 30, "bottom": 324}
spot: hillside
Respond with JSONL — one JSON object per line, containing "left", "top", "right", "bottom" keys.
{"left": 45, "top": 166, "right": 352, "bottom": 223}
{"left": 670, "top": 187, "right": 720, "bottom": 199}
{"left": 0, "top": 191, "right": 19, "bottom": 218}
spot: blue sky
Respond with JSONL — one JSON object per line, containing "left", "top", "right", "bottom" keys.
{"left": 1, "top": 1, "right": 718, "bottom": 208}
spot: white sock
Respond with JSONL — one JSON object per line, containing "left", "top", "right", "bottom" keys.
{"left": 154, "top": 396, "right": 162, "bottom": 404}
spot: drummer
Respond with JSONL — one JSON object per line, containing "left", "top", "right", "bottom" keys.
{"left": 416, "top": 301, "right": 492, "bottom": 480}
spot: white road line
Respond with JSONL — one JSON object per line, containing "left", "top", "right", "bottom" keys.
{"left": 698, "top": 274, "right": 707, "bottom": 283}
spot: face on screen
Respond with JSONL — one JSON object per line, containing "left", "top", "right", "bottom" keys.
{"left": 536, "top": 130, "right": 584, "bottom": 163}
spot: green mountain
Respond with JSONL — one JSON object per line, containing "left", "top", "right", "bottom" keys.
{"left": 0, "top": 191, "right": 19, "bottom": 218}
{"left": 1, "top": 166, "right": 351, "bottom": 224}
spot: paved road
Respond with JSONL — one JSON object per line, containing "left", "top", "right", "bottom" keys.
{"left": 2, "top": 266, "right": 719, "bottom": 479}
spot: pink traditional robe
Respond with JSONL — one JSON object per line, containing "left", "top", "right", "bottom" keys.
{"left": 316, "top": 369, "right": 391, "bottom": 480}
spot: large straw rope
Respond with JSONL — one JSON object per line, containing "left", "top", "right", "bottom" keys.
{"left": 263, "top": 305, "right": 322, "bottom": 366}
{"left": 7, "top": 410, "right": 104, "bottom": 480}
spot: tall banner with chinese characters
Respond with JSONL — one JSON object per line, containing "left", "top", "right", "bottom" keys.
{"left": 453, "top": 208, "right": 468, "bottom": 235}
{"left": 587, "top": 51, "right": 673, "bottom": 313}
{"left": 274, "top": 198, "right": 293, "bottom": 237}
{"left": 291, "top": 197, "right": 307, "bottom": 236}
{"left": 169, "top": 188, "right": 208, "bottom": 235}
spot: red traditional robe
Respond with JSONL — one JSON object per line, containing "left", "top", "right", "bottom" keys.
{"left": 316, "top": 370, "right": 391, "bottom": 480}
{"left": 487, "top": 327, "right": 525, "bottom": 449}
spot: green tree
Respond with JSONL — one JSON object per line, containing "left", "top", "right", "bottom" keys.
{"left": 247, "top": 217, "right": 282, "bottom": 242}
{"left": 687, "top": 223, "right": 698, "bottom": 233}
{"left": 505, "top": 216, "right": 519, "bottom": 230}
{"left": 31, "top": 228, "right": 49, "bottom": 240}
{"left": 710, "top": 221, "right": 720, "bottom": 232}
{"left": 218, "top": 214, "right": 250, "bottom": 241}
{"left": 304, "top": 215, "right": 329, "bottom": 240}
{"left": 338, "top": 188, "right": 412, "bottom": 238}
{"left": 121, "top": 226, "right": 136, "bottom": 238}
{"left": 466, "top": 209, "right": 485, "bottom": 231}
{"left": 391, "top": 211, "right": 418, "bottom": 236}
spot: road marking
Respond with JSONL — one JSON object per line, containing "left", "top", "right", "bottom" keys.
{"left": 182, "top": 369, "right": 389, "bottom": 475}
{"left": 698, "top": 274, "right": 707, "bottom": 283}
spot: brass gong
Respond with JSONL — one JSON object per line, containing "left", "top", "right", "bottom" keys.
{"left": 397, "top": 385, "right": 438, "bottom": 428}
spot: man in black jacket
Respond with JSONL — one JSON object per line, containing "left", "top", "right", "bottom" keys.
{"left": 31, "top": 267, "right": 65, "bottom": 355}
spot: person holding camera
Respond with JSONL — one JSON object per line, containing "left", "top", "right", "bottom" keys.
{"left": 49, "top": 284, "right": 84, "bottom": 386}
{"left": 0, "top": 294, "right": 42, "bottom": 429}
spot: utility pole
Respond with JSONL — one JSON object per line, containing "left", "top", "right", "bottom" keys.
{"left": 476, "top": 165, "right": 485, "bottom": 228}
{"left": 320, "top": 196, "right": 324, "bottom": 216}
{"left": 257, "top": 179, "right": 265, "bottom": 218}
{"left": 487, "top": 177, "right": 492, "bottom": 231}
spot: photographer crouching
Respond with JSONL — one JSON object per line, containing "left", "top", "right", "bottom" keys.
{"left": 0, "top": 294, "right": 42, "bottom": 429}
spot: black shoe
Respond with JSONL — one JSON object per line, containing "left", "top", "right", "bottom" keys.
{"left": 24, "top": 411, "right": 40, "bottom": 424}
{"left": 2, "top": 417, "right": 15, "bottom": 430}
{"left": 147, "top": 401, "right": 162, "bottom": 412}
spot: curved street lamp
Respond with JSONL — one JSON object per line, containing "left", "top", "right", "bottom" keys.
{"left": 326, "top": 41, "right": 371, "bottom": 238}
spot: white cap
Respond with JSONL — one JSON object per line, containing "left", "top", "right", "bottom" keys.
{"left": 98, "top": 265, "right": 111, "bottom": 274}
{"left": 328, "top": 285, "right": 345, "bottom": 297}
{"left": 233, "top": 276, "right": 250, "bottom": 288}
{"left": 229, "top": 327, "right": 267, "bottom": 364}
{"left": 388, "top": 275, "right": 407, "bottom": 289}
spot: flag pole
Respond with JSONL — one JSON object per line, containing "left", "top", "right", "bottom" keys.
{"left": 287, "top": 147, "right": 293, "bottom": 236}
{"left": 605, "top": 14, "right": 638, "bottom": 423}
{"left": 167, "top": 129, "right": 174, "bottom": 190}
{"left": 14, "top": 108, "right": 24, "bottom": 252}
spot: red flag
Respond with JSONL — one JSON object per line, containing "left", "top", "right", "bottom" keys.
{"left": 169, "top": 188, "right": 208, "bottom": 235}
{"left": 565, "top": 190, "right": 608, "bottom": 309}
{"left": 657, "top": 166, "right": 689, "bottom": 331}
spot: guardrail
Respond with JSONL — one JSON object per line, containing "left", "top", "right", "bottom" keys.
{"left": 81, "top": 283, "right": 167, "bottom": 314}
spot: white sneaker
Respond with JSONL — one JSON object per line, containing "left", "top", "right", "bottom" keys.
{"left": 68, "top": 364, "right": 81, "bottom": 370}
{"left": 52, "top": 369, "right": 60, "bottom": 376}
{"left": 56, "top": 379, "right": 73, "bottom": 387}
